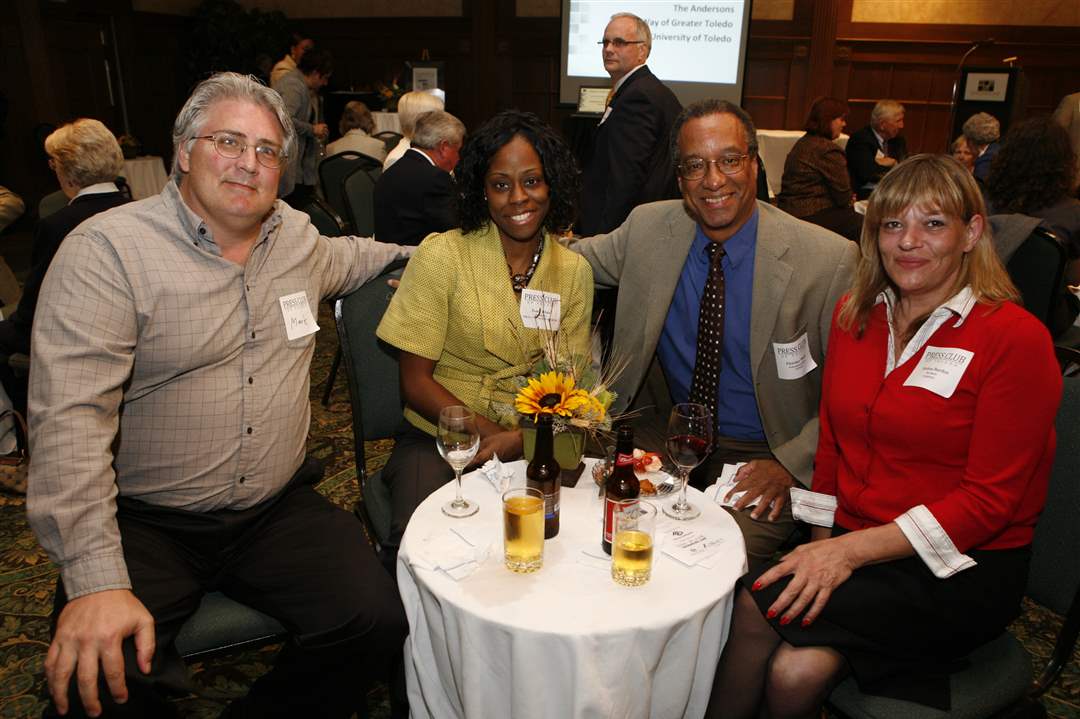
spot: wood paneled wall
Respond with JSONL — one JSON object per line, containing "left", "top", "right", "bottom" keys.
{"left": 6, "top": 0, "right": 1080, "bottom": 211}
{"left": 746, "top": 0, "right": 1080, "bottom": 153}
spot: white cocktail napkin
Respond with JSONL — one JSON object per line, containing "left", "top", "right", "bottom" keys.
{"left": 478, "top": 455, "right": 515, "bottom": 493}
{"left": 410, "top": 528, "right": 492, "bottom": 580}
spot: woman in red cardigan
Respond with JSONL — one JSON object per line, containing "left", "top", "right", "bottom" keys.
{"left": 707, "top": 154, "right": 1063, "bottom": 717}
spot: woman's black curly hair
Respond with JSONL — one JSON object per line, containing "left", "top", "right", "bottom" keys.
{"left": 456, "top": 109, "right": 581, "bottom": 235}
{"left": 987, "top": 117, "right": 1077, "bottom": 215}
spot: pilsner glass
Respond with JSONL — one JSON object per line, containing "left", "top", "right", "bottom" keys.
{"left": 502, "top": 487, "right": 545, "bottom": 573}
{"left": 611, "top": 499, "right": 656, "bottom": 587}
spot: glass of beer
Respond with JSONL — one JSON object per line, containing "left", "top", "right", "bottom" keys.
{"left": 503, "top": 487, "right": 545, "bottom": 573}
{"left": 611, "top": 499, "right": 656, "bottom": 587}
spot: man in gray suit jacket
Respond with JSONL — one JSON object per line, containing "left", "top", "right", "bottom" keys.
{"left": 572, "top": 100, "right": 857, "bottom": 564}
{"left": 272, "top": 49, "right": 331, "bottom": 206}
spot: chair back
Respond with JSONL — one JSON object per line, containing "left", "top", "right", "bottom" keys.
{"left": 334, "top": 264, "right": 406, "bottom": 544}
{"left": 373, "top": 131, "right": 403, "bottom": 154}
{"left": 300, "top": 196, "right": 345, "bottom": 237}
{"left": 318, "top": 152, "right": 379, "bottom": 232}
{"left": 1002, "top": 226, "right": 1068, "bottom": 333}
{"left": 343, "top": 163, "right": 382, "bottom": 237}
{"left": 38, "top": 190, "right": 67, "bottom": 220}
{"left": 1028, "top": 376, "right": 1080, "bottom": 614}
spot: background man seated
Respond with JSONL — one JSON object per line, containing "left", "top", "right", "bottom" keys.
{"left": 28, "top": 72, "right": 412, "bottom": 718}
{"left": 373, "top": 109, "right": 463, "bottom": 246}
{"left": 571, "top": 100, "right": 857, "bottom": 567}
{"left": 0, "top": 118, "right": 128, "bottom": 415}
{"left": 963, "top": 111, "right": 1001, "bottom": 183}
{"left": 845, "top": 99, "right": 906, "bottom": 199}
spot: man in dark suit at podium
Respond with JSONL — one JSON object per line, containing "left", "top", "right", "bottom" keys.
{"left": 579, "top": 12, "right": 683, "bottom": 236}
{"left": 373, "top": 110, "right": 464, "bottom": 246}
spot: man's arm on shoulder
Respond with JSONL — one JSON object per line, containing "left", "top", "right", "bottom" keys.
{"left": 769, "top": 237, "right": 858, "bottom": 486}
{"left": 566, "top": 211, "right": 636, "bottom": 289}
{"left": 316, "top": 219, "right": 417, "bottom": 299}
{"left": 28, "top": 230, "right": 137, "bottom": 598}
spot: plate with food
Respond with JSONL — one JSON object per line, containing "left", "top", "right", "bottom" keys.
{"left": 592, "top": 449, "right": 679, "bottom": 497}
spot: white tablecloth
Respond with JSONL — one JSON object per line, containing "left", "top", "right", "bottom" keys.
{"left": 756, "top": 130, "right": 849, "bottom": 198}
{"left": 398, "top": 459, "right": 747, "bottom": 719}
{"left": 372, "top": 112, "right": 402, "bottom": 135}
{"left": 121, "top": 156, "right": 169, "bottom": 200}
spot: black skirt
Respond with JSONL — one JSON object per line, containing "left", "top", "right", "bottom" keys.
{"left": 742, "top": 527, "right": 1031, "bottom": 710}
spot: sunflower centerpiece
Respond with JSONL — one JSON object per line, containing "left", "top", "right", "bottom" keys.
{"left": 498, "top": 356, "right": 619, "bottom": 478}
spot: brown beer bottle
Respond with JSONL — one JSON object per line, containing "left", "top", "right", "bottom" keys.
{"left": 526, "top": 413, "right": 561, "bottom": 539}
{"left": 602, "top": 423, "right": 639, "bottom": 555}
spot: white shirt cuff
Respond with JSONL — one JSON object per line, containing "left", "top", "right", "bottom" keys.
{"left": 790, "top": 488, "right": 836, "bottom": 527}
{"left": 894, "top": 505, "right": 977, "bottom": 578}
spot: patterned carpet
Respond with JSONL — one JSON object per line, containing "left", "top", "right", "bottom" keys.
{"left": 0, "top": 306, "right": 1078, "bottom": 718}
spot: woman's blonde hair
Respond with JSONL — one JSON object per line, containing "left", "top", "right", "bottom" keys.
{"left": 45, "top": 119, "right": 124, "bottom": 189}
{"left": 837, "top": 153, "right": 1018, "bottom": 335}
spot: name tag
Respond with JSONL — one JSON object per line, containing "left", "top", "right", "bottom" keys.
{"left": 520, "top": 289, "right": 561, "bottom": 330}
{"left": 772, "top": 333, "right": 818, "bottom": 380}
{"left": 279, "top": 290, "right": 320, "bottom": 341}
{"left": 903, "top": 345, "right": 974, "bottom": 398}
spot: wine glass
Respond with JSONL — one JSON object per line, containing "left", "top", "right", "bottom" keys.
{"left": 664, "top": 402, "right": 713, "bottom": 520}
{"left": 437, "top": 406, "right": 480, "bottom": 518}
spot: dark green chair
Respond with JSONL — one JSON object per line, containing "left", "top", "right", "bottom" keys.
{"left": 334, "top": 263, "right": 407, "bottom": 548}
{"left": 318, "top": 151, "right": 380, "bottom": 234}
{"left": 828, "top": 375, "right": 1080, "bottom": 719}
{"left": 342, "top": 164, "right": 382, "bottom": 239}
{"left": 373, "top": 131, "right": 403, "bottom": 154}
{"left": 174, "top": 592, "right": 285, "bottom": 660}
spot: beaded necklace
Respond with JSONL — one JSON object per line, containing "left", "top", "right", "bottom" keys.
{"left": 508, "top": 236, "right": 544, "bottom": 292}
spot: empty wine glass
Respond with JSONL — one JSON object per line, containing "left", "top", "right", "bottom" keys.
{"left": 664, "top": 402, "right": 713, "bottom": 520}
{"left": 437, "top": 406, "right": 480, "bottom": 518}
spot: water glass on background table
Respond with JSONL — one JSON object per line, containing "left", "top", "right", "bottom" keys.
{"left": 611, "top": 499, "right": 656, "bottom": 587}
{"left": 437, "top": 406, "right": 480, "bottom": 518}
{"left": 503, "top": 487, "right": 544, "bottom": 573}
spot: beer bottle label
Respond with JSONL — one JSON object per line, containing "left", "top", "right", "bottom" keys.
{"left": 615, "top": 452, "right": 635, "bottom": 467}
{"left": 544, "top": 488, "right": 559, "bottom": 520}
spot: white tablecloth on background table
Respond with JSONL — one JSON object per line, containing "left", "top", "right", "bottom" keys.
{"left": 756, "top": 130, "right": 849, "bottom": 198}
{"left": 398, "top": 458, "right": 747, "bottom": 719}
{"left": 372, "top": 112, "right": 402, "bottom": 135}
{"left": 121, "top": 156, "right": 169, "bottom": 200}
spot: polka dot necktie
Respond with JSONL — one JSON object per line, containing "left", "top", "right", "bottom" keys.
{"left": 688, "top": 242, "right": 726, "bottom": 421}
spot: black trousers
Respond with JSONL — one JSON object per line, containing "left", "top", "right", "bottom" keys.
{"left": 380, "top": 423, "right": 452, "bottom": 557}
{"left": 47, "top": 458, "right": 407, "bottom": 718}
{"left": 0, "top": 318, "right": 28, "bottom": 415}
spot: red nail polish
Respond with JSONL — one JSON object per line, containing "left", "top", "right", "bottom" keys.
{"left": 766, "top": 609, "right": 777, "bottom": 619}
{"left": 752, "top": 581, "right": 762, "bottom": 591}
{"left": 801, "top": 618, "right": 812, "bottom": 627}
{"left": 779, "top": 616, "right": 791, "bottom": 626}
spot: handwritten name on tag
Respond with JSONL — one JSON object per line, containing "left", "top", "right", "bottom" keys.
{"left": 278, "top": 291, "right": 320, "bottom": 341}
{"left": 903, "top": 346, "right": 974, "bottom": 398}
{"left": 772, "top": 333, "right": 818, "bottom": 380}
{"left": 520, "top": 289, "right": 561, "bottom": 330}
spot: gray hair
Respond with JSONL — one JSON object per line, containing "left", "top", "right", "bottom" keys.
{"left": 45, "top": 118, "right": 124, "bottom": 188}
{"left": 411, "top": 110, "right": 466, "bottom": 150}
{"left": 170, "top": 72, "right": 296, "bottom": 176}
{"left": 870, "top": 100, "right": 904, "bottom": 128}
{"left": 397, "top": 91, "right": 445, "bottom": 138}
{"left": 670, "top": 99, "right": 759, "bottom": 166}
{"left": 962, "top": 112, "right": 1001, "bottom": 146}
{"left": 610, "top": 12, "right": 652, "bottom": 51}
